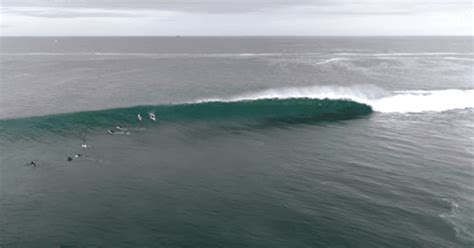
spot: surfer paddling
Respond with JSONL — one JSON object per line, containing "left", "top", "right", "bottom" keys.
{"left": 108, "top": 125, "right": 130, "bottom": 135}
{"left": 108, "top": 126, "right": 122, "bottom": 134}
{"left": 67, "top": 154, "right": 85, "bottom": 162}
{"left": 26, "top": 161, "right": 37, "bottom": 167}
{"left": 115, "top": 125, "right": 128, "bottom": 131}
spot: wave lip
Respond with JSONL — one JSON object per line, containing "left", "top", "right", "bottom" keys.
{"left": 211, "top": 86, "right": 474, "bottom": 114}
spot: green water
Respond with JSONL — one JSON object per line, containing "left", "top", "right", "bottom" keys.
{"left": 0, "top": 98, "right": 372, "bottom": 139}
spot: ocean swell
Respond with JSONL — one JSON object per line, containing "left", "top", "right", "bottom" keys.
{"left": 0, "top": 98, "right": 372, "bottom": 138}
{"left": 1, "top": 85, "right": 472, "bottom": 139}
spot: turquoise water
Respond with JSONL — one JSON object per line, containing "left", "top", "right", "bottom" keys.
{"left": 0, "top": 98, "right": 372, "bottom": 139}
{"left": 0, "top": 37, "right": 473, "bottom": 247}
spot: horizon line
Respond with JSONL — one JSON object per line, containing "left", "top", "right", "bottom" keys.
{"left": 1, "top": 35, "right": 473, "bottom": 38}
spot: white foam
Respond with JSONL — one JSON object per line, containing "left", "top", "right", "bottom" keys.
{"left": 369, "top": 89, "right": 474, "bottom": 113}
{"left": 334, "top": 52, "right": 474, "bottom": 57}
{"left": 197, "top": 85, "right": 474, "bottom": 113}
{"left": 316, "top": 58, "right": 347, "bottom": 65}
{"left": 443, "top": 57, "right": 474, "bottom": 62}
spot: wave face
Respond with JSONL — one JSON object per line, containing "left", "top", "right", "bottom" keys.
{"left": 0, "top": 98, "right": 372, "bottom": 138}
{"left": 209, "top": 86, "right": 474, "bottom": 113}
{"left": 1, "top": 85, "right": 472, "bottom": 139}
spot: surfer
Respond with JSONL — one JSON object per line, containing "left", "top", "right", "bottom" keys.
{"left": 26, "top": 161, "right": 37, "bottom": 167}
{"left": 116, "top": 125, "right": 128, "bottom": 131}
{"left": 149, "top": 113, "right": 156, "bottom": 121}
{"left": 67, "top": 157, "right": 73, "bottom": 162}
{"left": 137, "top": 114, "right": 142, "bottom": 121}
{"left": 80, "top": 136, "right": 88, "bottom": 148}
{"left": 109, "top": 127, "right": 129, "bottom": 135}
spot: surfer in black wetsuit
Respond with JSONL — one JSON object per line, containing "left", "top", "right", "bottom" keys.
{"left": 109, "top": 125, "right": 130, "bottom": 134}
{"left": 67, "top": 157, "right": 73, "bottom": 162}
{"left": 26, "top": 161, "right": 37, "bottom": 167}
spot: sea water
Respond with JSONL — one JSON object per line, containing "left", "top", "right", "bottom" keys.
{"left": 0, "top": 37, "right": 473, "bottom": 247}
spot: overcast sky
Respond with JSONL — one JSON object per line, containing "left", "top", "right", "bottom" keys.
{"left": 1, "top": 0, "right": 473, "bottom": 36}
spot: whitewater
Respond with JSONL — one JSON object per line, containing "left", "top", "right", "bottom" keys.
{"left": 199, "top": 86, "right": 474, "bottom": 113}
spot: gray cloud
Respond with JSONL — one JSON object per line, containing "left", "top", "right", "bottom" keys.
{"left": 3, "top": 0, "right": 470, "bottom": 14}
{"left": 3, "top": 0, "right": 316, "bottom": 13}
{"left": 1, "top": 0, "right": 472, "bottom": 35}
{"left": 1, "top": 7, "right": 141, "bottom": 18}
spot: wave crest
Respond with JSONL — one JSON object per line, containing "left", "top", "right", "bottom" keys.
{"left": 205, "top": 86, "right": 474, "bottom": 113}
{"left": 1, "top": 85, "right": 472, "bottom": 139}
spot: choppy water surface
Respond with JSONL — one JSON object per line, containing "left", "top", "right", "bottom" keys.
{"left": 0, "top": 37, "right": 473, "bottom": 247}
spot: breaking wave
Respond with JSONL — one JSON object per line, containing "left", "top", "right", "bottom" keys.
{"left": 0, "top": 85, "right": 472, "bottom": 139}
{"left": 207, "top": 86, "right": 474, "bottom": 113}
{"left": 0, "top": 98, "right": 372, "bottom": 138}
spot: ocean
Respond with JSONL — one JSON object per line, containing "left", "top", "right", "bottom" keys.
{"left": 0, "top": 37, "right": 473, "bottom": 247}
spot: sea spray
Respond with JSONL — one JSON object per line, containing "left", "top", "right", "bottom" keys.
{"left": 201, "top": 85, "right": 474, "bottom": 113}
